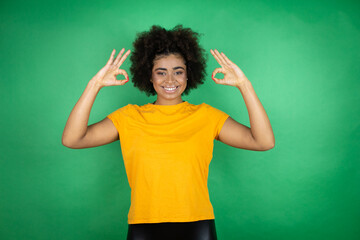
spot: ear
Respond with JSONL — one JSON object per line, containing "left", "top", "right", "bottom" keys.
{"left": 150, "top": 79, "right": 153, "bottom": 83}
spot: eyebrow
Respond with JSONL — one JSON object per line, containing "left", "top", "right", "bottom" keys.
{"left": 154, "top": 66, "right": 185, "bottom": 71}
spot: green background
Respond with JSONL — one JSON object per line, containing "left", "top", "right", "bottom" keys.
{"left": 1, "top": 0, "right": 359, "bottom": 239}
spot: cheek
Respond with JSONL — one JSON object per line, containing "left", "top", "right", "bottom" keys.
{"left": 151, "top": 73, "right": 157, "bottom": 81}
{"left": 176, "top": 73, "right": 187, "bottom": 82}
{"left": 180, "top": 76, "right": 187, "bottom": 86}
{"left": 180, "top": 78, "right": 187, "bottom": 91}
{"left": 152, "top": 73, "right": 164, "bottom": 82}
{"left": 152, "top": 79, "right": 163, "bottom": 92}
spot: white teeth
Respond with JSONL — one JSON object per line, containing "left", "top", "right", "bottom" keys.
{"left": 164, "top": 87, "right": 177, "bottom": 91}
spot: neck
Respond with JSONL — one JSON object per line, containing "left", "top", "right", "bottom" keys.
{"left": 153, "top": 98, "right": 184, "bottom": 105}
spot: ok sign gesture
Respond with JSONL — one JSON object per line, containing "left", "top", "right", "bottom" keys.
{"left": 91, "top": 48, "right": 131, "bottom": 88}
{"left": 210, "top": 49, "right": 248, "bottom": 88}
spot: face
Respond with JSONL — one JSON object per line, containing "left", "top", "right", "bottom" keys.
{"left": 151, "top": 53, "right": 187, "bottom": 105}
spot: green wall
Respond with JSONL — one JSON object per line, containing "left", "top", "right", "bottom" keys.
{"left": 1, "top": 0, "right": 359, "bottom": 239}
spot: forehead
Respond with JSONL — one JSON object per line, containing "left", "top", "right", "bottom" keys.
{"left": 153, "top": 54, "right": 186, "bottom": 68}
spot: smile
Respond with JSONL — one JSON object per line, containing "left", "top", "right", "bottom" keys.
{"left": 162, "top": 86, "right": 179, "bottom": 92}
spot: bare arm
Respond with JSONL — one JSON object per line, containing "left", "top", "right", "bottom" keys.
{"left": 62, "top": 48, "right": 131, "bottom": 149}
{"left": 210, "top": 49, "right": 275, "bottom": 151}
{"left": 218, "top": 81, "right": 275, "bottom": 151}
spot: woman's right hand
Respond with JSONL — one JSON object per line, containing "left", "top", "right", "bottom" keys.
{"left": 90, "top": 48, "right": 131, "bottom": 88}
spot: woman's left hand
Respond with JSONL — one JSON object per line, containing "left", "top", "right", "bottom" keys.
{"left": 210, "top": 49, "right": 248, "bottom": 88}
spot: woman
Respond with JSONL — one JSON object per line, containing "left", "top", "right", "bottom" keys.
{"left": 62, "top": 25, "right": 275, "bottom": 240}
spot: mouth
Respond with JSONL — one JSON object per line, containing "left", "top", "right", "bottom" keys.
{"left": 162, "top": 86, "right": 179, "bottom": 93}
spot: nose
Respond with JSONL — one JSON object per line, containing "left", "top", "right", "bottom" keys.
{"left": 164, "top": 73, "right": 176, "bottom": 83}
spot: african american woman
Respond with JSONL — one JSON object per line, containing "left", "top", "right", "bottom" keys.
{"left": 62, "top": 25, "right": 275, "bottom": 240}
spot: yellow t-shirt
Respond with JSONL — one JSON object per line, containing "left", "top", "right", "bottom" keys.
{"left": 107, "top": 101, "right": 229, "bottom": 224}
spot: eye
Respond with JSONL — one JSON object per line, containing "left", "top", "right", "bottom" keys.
{"left": 175, "top": 71, "right": 183, "bottom": 75}
{"left": 157, "top": 72, "right": 166, "bottom": 76}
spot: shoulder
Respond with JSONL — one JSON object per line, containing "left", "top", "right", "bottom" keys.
{"left": 108, "top": 104, "right": 138, "bottom": 119}
{"left": 114, "top": 102, "right": 161, "bottom": 117}
{"left": 116, "top": 103, "right": 147, "bottom": 113}
{"left": 109, "top": 104, "right": 131, "bottom": 114}
{"left": 184, "top": 102, "right": 229, "bottom": 123}
{"left": 186, "top": 102, "right": 214, "bottom": 110}
{"left": 197, "top": 102, "right": 229, "bottom": 115}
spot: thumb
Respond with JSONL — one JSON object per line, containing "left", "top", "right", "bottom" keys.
{"left": 115, "top": 69, "right": 129, "bottom": 86}
{"left": 211, "top": 68, "right": 225, "bottom": 83}
{"left": 114, "top": 69, "right": 129, "bottom": 85}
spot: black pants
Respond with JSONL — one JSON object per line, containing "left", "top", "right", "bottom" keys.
{"left": 126, "top": 219, "right": 217, "bottom": 240}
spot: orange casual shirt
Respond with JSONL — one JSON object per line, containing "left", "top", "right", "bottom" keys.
{"left": 107, "top": 101, "right": 229, "bottom": 224}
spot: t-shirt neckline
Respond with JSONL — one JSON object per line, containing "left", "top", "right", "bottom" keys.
{"left": 149, "top": 101, "right": 188, "bottom": 108}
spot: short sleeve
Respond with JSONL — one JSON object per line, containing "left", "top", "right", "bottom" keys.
{"left": 106, "top": 104, "right": 131, "bottom": 134}
{"left": 204, "top": 104, "right": 230, "bottom": 141}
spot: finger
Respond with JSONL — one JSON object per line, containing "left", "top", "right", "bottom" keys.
{"left": 117, "top": 49, "right": 131, "bottom": 67}
{"left": 115, "top": 69, "right": 129, "bottom": 83}
{"left": 214, "top": 49, "right": 228, "bottom": 66}
{"left": 113, "top": 48, "right": 125, "bottom": 66}
{"left": 210, "top": 49, "right": 224, "bottom": 67}
{"left": 220, "top": 52, "right": 235, "bottom": 65}
{"left": 106, "top": 49, "right": 116, "bottom": 65}
{"left": 212, "top": 68, "right": 226, "bottom": 76}
{"left": 211, "top": 68, "right": 225, "bottom": 83}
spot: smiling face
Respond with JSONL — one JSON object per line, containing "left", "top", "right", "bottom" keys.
{"left": 150, "top": 53, "right": 187, "bottom": 105}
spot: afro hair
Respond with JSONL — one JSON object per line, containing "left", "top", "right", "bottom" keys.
{"left": 129, "top": 25, "right": 207, "bottom": 96}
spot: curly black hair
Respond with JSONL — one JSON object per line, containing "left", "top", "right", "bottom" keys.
{"left": 130, "top": 25, "right": 207, "bottom": 96}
